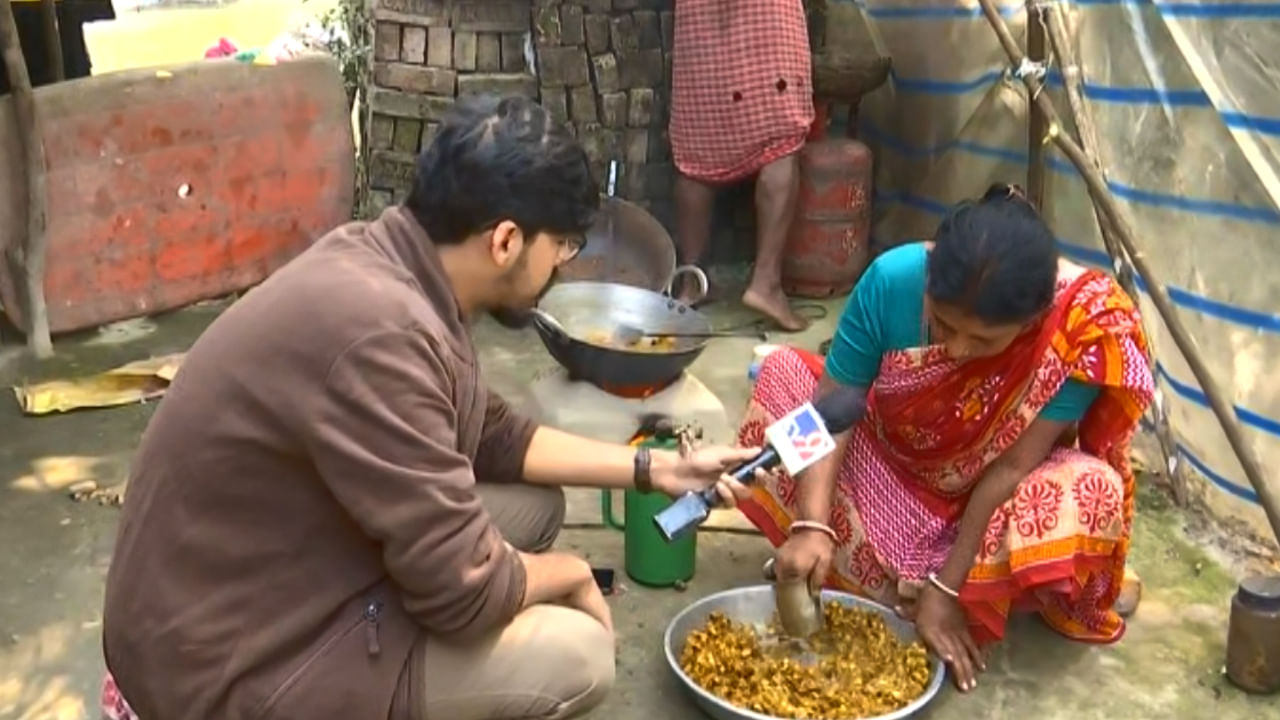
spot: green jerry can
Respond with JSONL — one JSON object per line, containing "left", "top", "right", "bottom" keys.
{"left": 601, "top": 432, "right": 697, "bottom": 587}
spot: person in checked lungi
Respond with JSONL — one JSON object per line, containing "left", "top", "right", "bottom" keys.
{"left": 669, "top": 0, "right": 816, "bottom": 331}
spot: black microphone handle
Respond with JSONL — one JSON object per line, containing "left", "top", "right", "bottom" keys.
{"left": 695, "top": 445, "right": 781, "bottom": 507}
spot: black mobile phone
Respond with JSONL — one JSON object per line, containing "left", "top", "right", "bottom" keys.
{"left": 591, "top": 567, "right": 616, "bottom": 595}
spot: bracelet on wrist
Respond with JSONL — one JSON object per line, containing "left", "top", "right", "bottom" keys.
{"left": 788, "top": 520, "right": 839, "bottom": 545}
{"left": 633, "top": 446, "right": 653, "bottom": 493}
{"left": 927, "top": 572, "right": 961, "bottom": 600}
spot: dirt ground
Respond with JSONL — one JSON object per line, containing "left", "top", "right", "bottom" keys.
{"left": 0, "top": 295, "right": 1275, "bottom": 720}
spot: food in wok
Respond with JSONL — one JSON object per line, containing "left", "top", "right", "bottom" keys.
{"left": 679, "top": 602, "right": 933, "bottom": 719}
{"left": 583, "top": 329, "right": 678, "bottom": 352}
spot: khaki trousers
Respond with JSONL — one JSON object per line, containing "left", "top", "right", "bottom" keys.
{"left": 412, "top": 483, "right": 616, "bottom": 720}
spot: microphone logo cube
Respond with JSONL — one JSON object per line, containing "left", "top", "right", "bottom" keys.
{"left": 764, "top": 402, "right": 838, "bottom": 476}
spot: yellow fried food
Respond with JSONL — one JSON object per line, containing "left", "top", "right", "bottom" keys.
{"left": 679, "top": 603, "right": 932, "bottom": 719}
{"left": 583, "top": 330, "right": 678, "bottom": 352}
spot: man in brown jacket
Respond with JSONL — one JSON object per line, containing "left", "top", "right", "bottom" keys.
{"left": 102, "top": 96, "right": 755, "bottom": 720}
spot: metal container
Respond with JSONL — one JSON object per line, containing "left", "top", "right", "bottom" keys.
{"left": 1225, "top": 575, "right": 1280, "bottom": 694}
{"left": 533, "top": 281, "right": 713, "bottom": 393}
{"left": 559, "top": 196, "right": 707, "bottom": 300}
{"left": 664, "top": 585, "right": 946, "bottom": 720}
{"left": 781, "top": 138, "right": 874, "bottom": 298}
{"left": 760, "top": 557, "right": 822, "bottom": 637}
{"left": 601, "top": 433, "right": 698, "bottom": 587}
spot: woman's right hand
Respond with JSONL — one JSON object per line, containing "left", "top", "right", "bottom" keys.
{"left": 774, "top": 528, "right": 835, "bottom": 594}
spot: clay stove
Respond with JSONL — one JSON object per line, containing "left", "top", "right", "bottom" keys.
{"left": 524, "top": 366, "right": 731, "bottom": 445}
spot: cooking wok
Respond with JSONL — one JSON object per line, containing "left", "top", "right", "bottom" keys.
{"left": 559, "top": 196, "right": 707, "bottom": 301}
{"left": 533, "top": 281, "right": 713, "bottom": 391}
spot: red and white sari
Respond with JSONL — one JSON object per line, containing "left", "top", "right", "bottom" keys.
{"left": 737, "top": 270, "right": 1154, "bottom": 644}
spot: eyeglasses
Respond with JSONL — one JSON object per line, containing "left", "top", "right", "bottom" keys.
{"left": 483, "top": 221, "right": 586, "bottom": 263}
{"left": 557, "top": 234, "right": 586, "bottom": 263}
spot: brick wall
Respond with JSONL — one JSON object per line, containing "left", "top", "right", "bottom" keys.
{"left": 363, "top": 0, "right": 674, "bottom": 222}
{"left": 365, "top": 0, "right": 535, "bottom": 214}
{"left": 362, "top": 0, "right": 756, "bottom": 254}
{"left": 533, "top": 0, "right": 675, "bottom": 227}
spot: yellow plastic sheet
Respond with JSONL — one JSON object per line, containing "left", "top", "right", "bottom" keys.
{"left": 13, "top": 353, "right": 185, "bottom": 415}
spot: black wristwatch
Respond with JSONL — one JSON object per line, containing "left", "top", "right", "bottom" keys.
{"left": 633, "top": 446, "right": 653, "bottom": 493}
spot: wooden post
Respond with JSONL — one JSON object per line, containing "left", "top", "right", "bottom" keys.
{"left": 1024, "top": 3, "right": 1047, "bottom": 208}
{"left": 979, "top": 0, "right": 1280, "bottom": 544}
{"left": 1040, "top": 3, "right": 1186, "bottom": 503}
{"left": 1041, "top": 5, "right": 1133, "bottom": 295}
{"left": 38, "top": 0, "right": 63, "bottom": 81}
{"left": 0, "top": 0, "right": 54, "bottom": 357}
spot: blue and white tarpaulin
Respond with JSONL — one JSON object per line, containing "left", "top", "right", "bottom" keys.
{"left": 828, "top": 0, "right": 1280, "bottom": 540}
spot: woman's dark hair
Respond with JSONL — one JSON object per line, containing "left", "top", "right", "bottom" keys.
{"left": 404, "top": 94, "right": 599, "bottom": 245}
{"left": 925, "top": 183, "right": 1059, "bottom": 325}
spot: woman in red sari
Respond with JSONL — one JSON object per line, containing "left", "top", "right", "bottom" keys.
{"left": 738, "top": 185, "right": 1154, "bottom": 691}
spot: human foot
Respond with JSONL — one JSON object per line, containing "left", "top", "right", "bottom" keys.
{"left": 742, "top": 285, "right": 810, "bottom": 332}
{"left": 1115, "top": 568, "right": 1143, "bottom": 617}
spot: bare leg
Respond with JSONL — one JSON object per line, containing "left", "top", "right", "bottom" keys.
{"left": 673, "top": 172, "right": 715, "bottom": 304}
{"left": 743, "top": 152, "right": 807, "bottom": 331}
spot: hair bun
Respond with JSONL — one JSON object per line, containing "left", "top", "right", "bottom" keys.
{"left": 981, "top": 182, "right": 1034, "bottom": 208}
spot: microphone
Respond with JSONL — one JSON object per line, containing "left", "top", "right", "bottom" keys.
{"left": 653, "top": 388, "right": 866, "bottom": 543}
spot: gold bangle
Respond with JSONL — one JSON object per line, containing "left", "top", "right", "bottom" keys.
{"left": 789, "top": 520, "right": 839, "bottom": 545}
{"left": 927, "top": 572, "right": 961, "bottom": 600}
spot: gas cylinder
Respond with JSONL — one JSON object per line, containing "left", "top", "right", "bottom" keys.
{"left": 781, "top": 137, "right": 874, "bottom": 298}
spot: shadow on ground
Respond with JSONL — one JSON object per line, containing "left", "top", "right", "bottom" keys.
{"left": 0, "top": 291, "right": 1273, "bottom": 720}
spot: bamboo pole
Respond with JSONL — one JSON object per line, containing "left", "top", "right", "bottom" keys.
{"left": 1024, "top": 4, "right": 1047, "bottom": 207}
{"left": 1039, "top": 2, "right": 1186, "bottom": 503}
{"left": 978, "top": 0, "right": 1280, "bottom": 543}
{"left": 0, "top": 0, "right": 54, "bottom": 357}
{"left": 38, "top": 0, "right": 63, "bottom": 81}
{"left": 1040, "top": 6, "right": 1132, "bottom": 297}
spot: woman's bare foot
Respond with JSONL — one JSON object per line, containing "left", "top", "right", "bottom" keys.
{"left": 1115, "top": 568, "right": 1143, "bottom": 617}
{"left": 743, "top": 284, "right": 810, "bottom": 332}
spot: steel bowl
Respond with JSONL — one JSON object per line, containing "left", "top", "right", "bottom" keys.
{"left": 663, "top": 585, "right": 946, "bottom": 720}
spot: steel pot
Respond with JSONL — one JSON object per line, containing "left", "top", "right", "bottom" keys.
{"left": 533, "top": 281, "right": 713, "bottom": 392}
{"left": 559, "top": 196, "right": 708, "bottom": 301}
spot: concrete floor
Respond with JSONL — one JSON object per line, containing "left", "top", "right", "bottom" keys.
{"left": 0, "top": 291, "right": 1275, "bottom": 720}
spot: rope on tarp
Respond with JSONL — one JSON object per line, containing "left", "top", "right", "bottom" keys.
{"left": 976, "top": 0, "right": 1280, "bottom": 545}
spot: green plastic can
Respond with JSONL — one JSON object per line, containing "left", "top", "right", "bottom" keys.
{"left": 601, "top": 435, "right": 697, "bottom": 587}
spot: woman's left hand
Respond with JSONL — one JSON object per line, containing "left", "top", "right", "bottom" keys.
{"left": 915, "top": 585, "right": 985, "bottom": 693}
{"left": 651, "top": 446, "right": 759, "bottom": 506}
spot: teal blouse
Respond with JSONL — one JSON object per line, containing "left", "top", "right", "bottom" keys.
{"left": 823, "top": 243, "right": 1099, "bottom": 422}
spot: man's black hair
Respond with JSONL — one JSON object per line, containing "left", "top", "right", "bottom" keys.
{"left": 926, "top": 183, "right": 1059, "bottom": 325}
{"left": 404, "top": 94, "right": 599, "bottom": 246}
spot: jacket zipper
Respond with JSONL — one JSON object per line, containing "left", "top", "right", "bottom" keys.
{"left": 363, "top": 599, "right": 384, "bottom": 656}
{"left": 257, "top": 595, "right": 385, "bottom": 718}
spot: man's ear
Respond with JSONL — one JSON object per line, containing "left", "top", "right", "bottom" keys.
{"left": 488, "top": 220, "right": 525, "bottom": 268}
